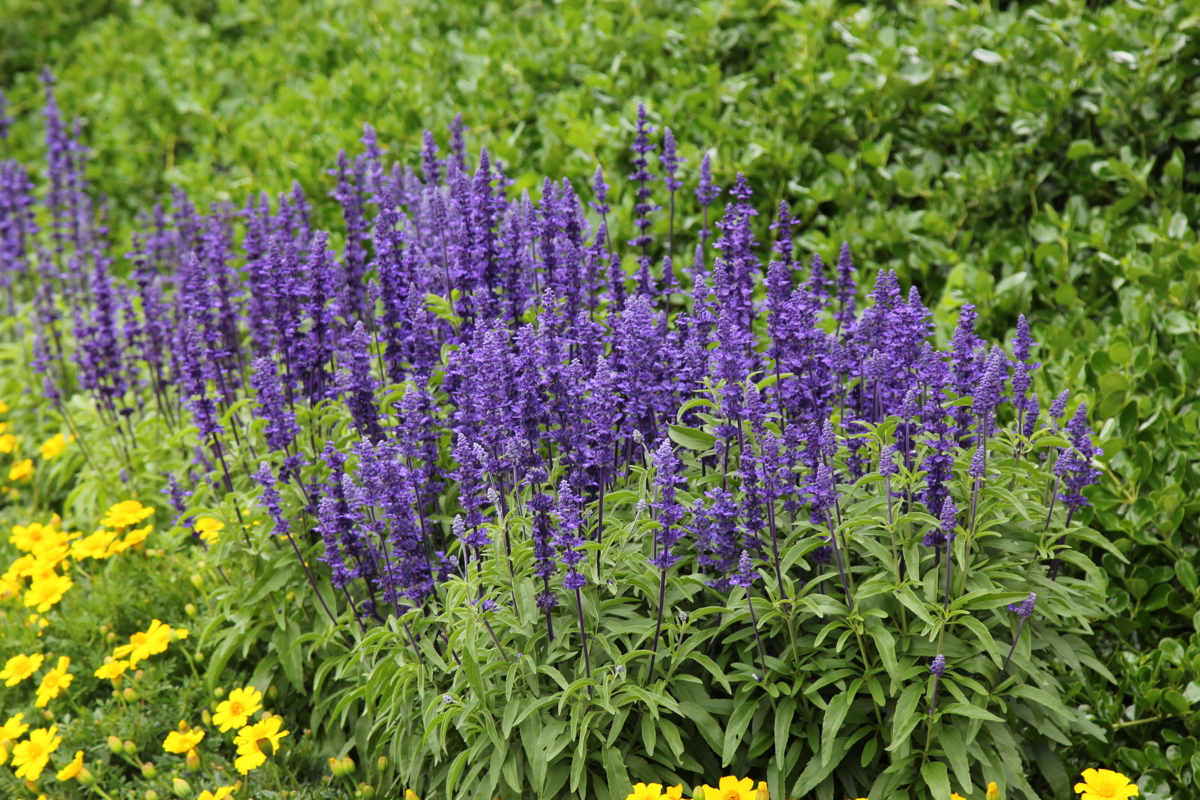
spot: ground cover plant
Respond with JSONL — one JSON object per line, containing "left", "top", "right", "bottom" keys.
{"left": 0, "top": 66, "right": 1141, "bottom": 798}
{"left": 1, "top": 0, "right": 1199, "bottom": 796}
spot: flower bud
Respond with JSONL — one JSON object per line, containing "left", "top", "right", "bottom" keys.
{"left": 987, "top": 783, "right": 1001, "bottom": 800}
{"left": 268, "top": 684, "right": 279, "bottom": 700}
{"left": 141, "top": 762, "right": 157, "bottom": 778}
{"left": 404, "top": 790, "right": 420, "bottom": 800}
{"left": 106, "top": 632, "right": 118, "bottom": 643}
{"left": 201, "top": 709, "right": 212, "bottom": 726}
{"left": 43, "top": 710, "right": 53, "bottom": 720}
{"left": 378, "top": 757, "right": 389, "bottom": 771}
{"left": 756, "top": 781, "right": 769, "bottom": 800}
{"left": 111, "top": 689, "right": 120, "bottom": 698}
{"left": 329, "top": 757, "right": 340, "bottom": 776}
{"left": 358, "top": 783, "right": 376, "bottom": 799}
{"left": 124, "top": 740, "right": 138, "bottom": 756}
{"left": 214, "top": 687, "right": 225, "bottom": 698}
{"left": 286, "top": 591, "right": 296, "bottom": 602}
{"left": 190, "top": 574, "right": 204, "bottom": 589}
{"left": 23, "top": 779, "right": 37, "bottom": 791}
{"left": 184, "top": 603, "right": 197, "bottom": 618}
{"left": 145, "top": 792, "right": 159, "bottom": 800}
{"left": 186, "top": 748, "right": 201, "bottom": 770}
{"left": 693, "top": 787, "right": 705, "bottom": 800}
{"left": 123, "top": 687, "right": 138, "bottom": 701}
{"left": 107, "top": 736, "right": 123, "bottom": 753}
{"left": 99, "top": 624, "right": 110, "bottom": 635}
{"left": 78, "top": 768, "right": 96, "bottom": 786}
{"left": 134, "top": 669, "right": 145, "bottom": 680}
{"left": 342, "top": 756, "right": 356, "bottom": 775}
{"left": 194, "top": 651, "right": 205, "bottom": 662}
{"left": 172, "top": 778, "right": 191, "bottom": 798}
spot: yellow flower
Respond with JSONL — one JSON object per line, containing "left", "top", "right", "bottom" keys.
{"left": 107, "top": 525, "right": 152, "bottom": 556}
{"left": 0, "top": 576, "right": 21, "bottom": 600}
{"left": 71, "top": 529, "right": 119, "bottom": 561}
{"left": 233, "top": 716, "right": 289, "bottom": 774}
{"left": 11, "top": 726, "right": 61, "bottom": 781}
{"left": 0, "top": 653, "right": 45, "bottom": 686}
{"left": 1074, "top": 769, "right": 1139, "bottom": 800}
{"left": 987, "top": 782, "right": 1001, "bottom": 800}
{"left": 0, "top": 433, "right": 16, "bottom": 453}
{"left": 162, "top": 729, "right": 205, "bottom": 754}
{"left": 56, "top": 750, "right": 84, "bottom": 781}
{"left": 10, "top": 523, "right": 63, "bottom": 555}
{"left": 197, "top": 788, "right": 237, "bottom": 800}
{"left": 0, "top": 401, "right": 8, "bottom": 414}
{"left": 0, "top": 713, "right": 30, "bottom": 740}
{"left": 9, "top": 459, "right": 33, "bottom": 481}
{"left": 628, "top": 783, "right": 665, "bottom": 800}
{"left": 195, "top": 517, "right": 224, "bottom": 545}
{"left": 952, "top": 795, "right": 967, "bottom": 800}
{"left": 24, "top": 573, "right": 73, "bottom": 612}
{"left": 38, "top": 434, "right": 70, "bottom": 461}
{"left": 702, "top": 776, "right": 755, "bottom": 800}
{"left": 405, "top": 791, "right": 420, "bottom": 800}
{"left": 101, "top": 500, "right": 154, "bottom": 529}
{"left": 113, "top": 619, "right": 174, "bottom": 667}
{"left": 213, "top": 687, "right": 264, "bottom": 732}
{"left": 35, "top": 656, "right": 73, "bottom": 707}
{"left": 94, "top": 660, "right": 130, "bottom": 680}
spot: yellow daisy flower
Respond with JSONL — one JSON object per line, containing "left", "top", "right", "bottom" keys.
{"left": 11, "top": 726, "right": 61, "bottom": 781}
{"left": 107, "top": 525, "right": 152, "bottom": 556}
{"left": 162, "top": 729, "right": 205, "bottom": 754}
{"left": 24, "top": 573, "right": 73, "bottom": 612}
{"left": 0, "top": 433, "right": 16, "bottom": 454}
{"left": 702, "top": 776, "right": 755, "bottom": 800}
{"left": 38, "top": 434, "right": 71, "bottom": 461}
{"left": 213, "top": 687, "right": 264, "bottom": 732}
{"left": 56, "top": 749, "right": 84, "bottom": 781}
{"left": 100, "top": 500, "right": 154, "bottom": 529}
{"left": 0, "top": 653, "right": 45, "bottom": 686}
{"left": 1074, "top": 769, "right": 1139, "bottom": 800}
{"left": 233, "top": 716, "right": 289, "bottom": 774}
{"left": 10, "top": 523, "right": 62, "bottom": 554}
{"left": 9, "top": 459, "right": 33, "bottom": 481}
{"left": 70, "top": 530, "right": 119, "bottom": 561}
{"left": 35, "top": 656, "right": 73, "bottom": 707}
{"left": 628, "top": 783, "right": 665, "bottom": 800}
{"left": 94, "top": 660, "right": 130, "bottom": 680}
{"left": 197, "top": 788, "right": 237, "bottom": 800}
{"left": 194, "top": 517, "right": 224, "bottom": 545}
{"left": 0, "top": 713, "right": 30, "bottom": 740}
{"left": 113, "top": 619, "right": 174, "bottom": 667}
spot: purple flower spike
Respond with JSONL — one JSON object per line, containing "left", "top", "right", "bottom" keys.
{"left": 591, "top": 165, "right": 610, "bottom": 216}
{"left": 731, "top": 550, "right": 757, "bottom": 589}
{"left": 661, "top": 128, "right": 684, "bottom": 192}
{"left": 1050, "top": 390, "right": 1070, "bottom": 422}
{"left": 1009, "top": 592, "right": 1037, "bottom": 619}
{"left": 930, "top": 654, "right": 946, "bottom": 677}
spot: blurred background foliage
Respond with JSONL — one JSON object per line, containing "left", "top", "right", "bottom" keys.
{"left": 3, "top": 0, "right": 1200, "bottom": 792}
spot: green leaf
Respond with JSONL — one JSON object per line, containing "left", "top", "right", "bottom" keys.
{"left": 820, "top": 690, "right": 854, "bottom": 766}
{"left": 1176, "top": 119, "right": 1200, "bottom": 141}
{"left": 668, "top": 424, "right": 716, "bottom": 451}
{"left": 938, "top": 703, "right": 1004, "bottom": 722}
{"left": 1066, "top": 140, "right": 1096, "bottom": 160}
{"left": 675, "top": 701, "right": 724, "bottom": 755}
{"left": 920, "top": 760, "right": 952, "bottom": 800}
{"left": 721, "top": 697, "right": 757, "bottom": 766}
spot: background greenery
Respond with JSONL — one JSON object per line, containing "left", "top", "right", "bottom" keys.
{"left": 3, "top": 0, "right": 1200, "bottom": 794}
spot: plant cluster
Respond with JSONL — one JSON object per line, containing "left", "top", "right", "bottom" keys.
{"left": 0, "top": 66, "right": 1134, "bottom": 799}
